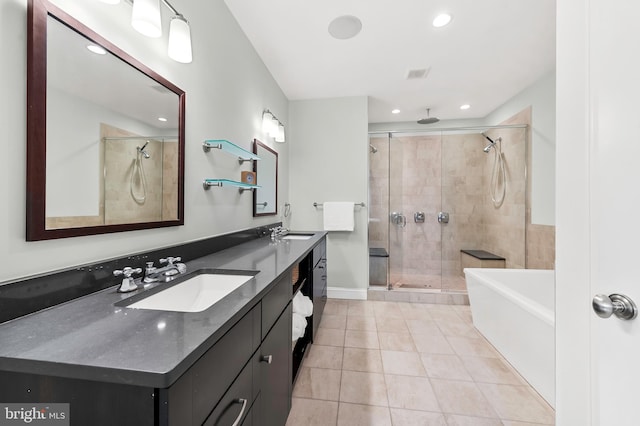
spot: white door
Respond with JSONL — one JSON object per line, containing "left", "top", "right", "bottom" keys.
{"left": 557, "top": 0, "right": 640, "bottom": 424}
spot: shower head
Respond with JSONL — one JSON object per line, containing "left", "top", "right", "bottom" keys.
{"left": 369, "top": 144, "right": 378, "bottom": 154}
{"left": 417, "top": 108, "right": 439, "bottom": 125}
{"left": 137, "top": 142, "right": 151, "bottom": 159}
{"left": 482, "top": 133, "right": 503, "bottom": 153}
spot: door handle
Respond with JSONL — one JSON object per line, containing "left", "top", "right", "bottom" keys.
{"left": 437, "top": 212, "right": 449, "bottom": 224}
{"left": 592, "top": 293, "right": 637, "bottom": 320}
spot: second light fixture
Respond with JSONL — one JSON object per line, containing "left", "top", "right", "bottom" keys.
{"left": 262, "top": 110, "right": 285, "bottom": 143}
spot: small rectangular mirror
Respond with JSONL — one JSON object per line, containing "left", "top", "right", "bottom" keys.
{"left": 253, "top": 139, "right": 278, "bottom": 216}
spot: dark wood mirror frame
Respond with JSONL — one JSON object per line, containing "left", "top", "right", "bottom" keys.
{"left": 253, "top": 139, "right": 278, "bottom": 217}
{"left": 26, "top": 0, "right": 185, "bottom": 241}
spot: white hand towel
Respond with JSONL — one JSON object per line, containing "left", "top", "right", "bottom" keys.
{"left": 293, "top": 292, "right": 313, "bottom": 317}
{"left": 323, "top": 201, "right": 354, "bottom": 231}
{"left": 292, "top": 313, "right": 307, "bottom": 341}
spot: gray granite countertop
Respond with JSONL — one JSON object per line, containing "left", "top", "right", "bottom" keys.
{"left": 0, "top": 232, "right": 326, "bottom": 388}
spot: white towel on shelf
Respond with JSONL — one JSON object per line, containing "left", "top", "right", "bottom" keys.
{"left": 292, "top": 313, "right": 307, "bottom": 341}
{"left": 323, "top": 201, "right": 355, "bottom": 231}
{"left": 293, "top": 292, "right": 313, "bottom": 317}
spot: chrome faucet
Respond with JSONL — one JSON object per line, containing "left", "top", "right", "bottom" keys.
{"left": 143, "top": 256, "right": 187, "bottom": 283}
{"left": 269, "top": 226, "right": 289, "bottom": 240}
{"left": 114, "top": 267, "right": 143, "bottom": 293}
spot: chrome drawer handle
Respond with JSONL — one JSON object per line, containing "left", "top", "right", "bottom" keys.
{"left": 261, "top": 354, "right": 273, "bottom": 364}
{"left": 231, "top": 398, "right": 248, "bottom": 426}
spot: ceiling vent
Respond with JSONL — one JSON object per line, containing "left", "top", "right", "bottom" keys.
{"left": 405, "top": 68, "right": 430, "bottom": 80}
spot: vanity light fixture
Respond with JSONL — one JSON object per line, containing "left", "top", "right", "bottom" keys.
{"left": 262, "top": 109, "right": 286, "bottom": 143}
{"left": 103, "top": 0, "right": 193, "bottom": 63}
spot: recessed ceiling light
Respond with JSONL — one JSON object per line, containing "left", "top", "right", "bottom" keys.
{"left": 158, "top": 117, "right": 168, "bottom": 122}
{"left": 432, "top": 13, "right": 452, "bottom": 28}
{"left": 86, "top": 44, "right": 106, "bottom": 55}
{"left": 460, "top": 104, "right": 470, "bottom": 110}
{"left": 392, "top": 109, "right": 401, "bottom": 114}
{"left": 328, "top": 15, "right": 362, "bottom": 40}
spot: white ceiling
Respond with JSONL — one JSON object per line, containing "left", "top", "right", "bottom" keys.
{"left": 223, "top": 0, "right": 556, "bottom": 124}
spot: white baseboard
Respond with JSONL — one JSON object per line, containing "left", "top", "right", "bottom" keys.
{"left": 327, "top": 286, "right": 368, "bottom": 300}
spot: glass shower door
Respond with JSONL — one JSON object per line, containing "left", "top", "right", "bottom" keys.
{"left": 387, "top": 132, "right": 444, "bottom": 290}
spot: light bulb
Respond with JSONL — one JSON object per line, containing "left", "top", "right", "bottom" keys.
{"left": 131, "top": 0, "right": 162, "bottom": 38}
{"left": 275, "top": 124, "right": 285, "bottom": 143}
{"left": 168, "top": 15, "right": 192, "bottom": 63}
{"left": 269, "top": 116, "right": 280, "bottom": 137}
{"left": 262, "top": 111, "right": 274, "bottom": 134}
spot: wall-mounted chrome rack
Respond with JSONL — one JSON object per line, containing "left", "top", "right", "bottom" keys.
{"left": 313, "top": 202, "right": 366, "bottom": 208}
{"left": 203, "top": 179, "right": 260, "bottom": 193}
{"left": 202, "top": 139, "right": 261, "bottom": 164}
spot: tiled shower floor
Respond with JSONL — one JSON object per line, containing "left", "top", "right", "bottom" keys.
{"left": 286, "top": 299, "right": 554, "bottom": 426}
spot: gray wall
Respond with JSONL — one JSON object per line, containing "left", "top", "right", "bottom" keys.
{"left": 288, "top": 97, "right": 369, "bottom": 298}
{"left": 0, "top": 0, "right": 288, "bottom": 282}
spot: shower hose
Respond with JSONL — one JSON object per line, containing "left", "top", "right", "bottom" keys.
{"left": 130, "top": 151, "right": 147, "bottom": 204}
{"left": 489, "top": 142, "right": 506, "bottom": 207}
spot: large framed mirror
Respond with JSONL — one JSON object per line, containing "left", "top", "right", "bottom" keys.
{"left": 253, "top": 139, "right": 278, "bottom": 216}
{"left": 26, "top": 0, "right": 185, "bottom": 240}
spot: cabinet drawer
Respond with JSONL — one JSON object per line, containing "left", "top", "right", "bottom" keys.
{"left": 192, "top": 304, "right": 259, "bottom": 425}
{"left": 261, "top": 272, "right": 292, "bottom": 339}
{"left": 203, "top": 358, "right": 253, "bottom": 426}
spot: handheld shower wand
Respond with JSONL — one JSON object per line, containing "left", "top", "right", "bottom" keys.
{"left": 482, "top": 133, "right": 496, "bottom": 153}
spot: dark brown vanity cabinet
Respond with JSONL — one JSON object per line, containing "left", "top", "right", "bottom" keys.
{"left": 0, "top": 271, "right": 294, "bottom": 426}
{"left": 166, "top": 271, "right": 293, "bottom": 426}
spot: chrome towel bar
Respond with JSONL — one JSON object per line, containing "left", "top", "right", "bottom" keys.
{"left": 313, "top": 202, "right": 366, "bottom": 208}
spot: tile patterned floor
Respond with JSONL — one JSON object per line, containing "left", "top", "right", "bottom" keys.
{"left": 286, "top": 299, "right": 555, "bottom": 426}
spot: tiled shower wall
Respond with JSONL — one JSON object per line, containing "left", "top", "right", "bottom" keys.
{"left": 368, "top": 108, "right": 555, "bottom": 290}
{"left": 102, "top": 124, "right": 178, "bottom": 225}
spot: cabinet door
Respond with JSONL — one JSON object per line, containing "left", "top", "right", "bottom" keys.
{"left": 259, "top": 303, "right": 292, "bottom": 426}
{"left": 312, "top": 257, "right": 327, "bottom": 338}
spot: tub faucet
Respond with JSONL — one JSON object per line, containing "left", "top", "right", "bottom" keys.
{"left": 143, "top": 256, "right": 187, "bottom": 283}
{"left": 114, "top": 267, "right": 142, "bottom": 293}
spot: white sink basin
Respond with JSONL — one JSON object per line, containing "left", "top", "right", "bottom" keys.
{"left": 281, "top": 233, "right": 314, "bottom": 240}
{"left": 127, "top": 273, "right": 255, "bottom": 313}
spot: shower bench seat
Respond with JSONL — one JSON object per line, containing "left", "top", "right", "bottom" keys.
{"left": 460, "top": 249, "right": 506, "bottom": 275}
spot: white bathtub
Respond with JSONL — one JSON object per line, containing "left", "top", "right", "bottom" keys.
{"left": 464, "top": 268, "right": 555, "bottom": 408}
